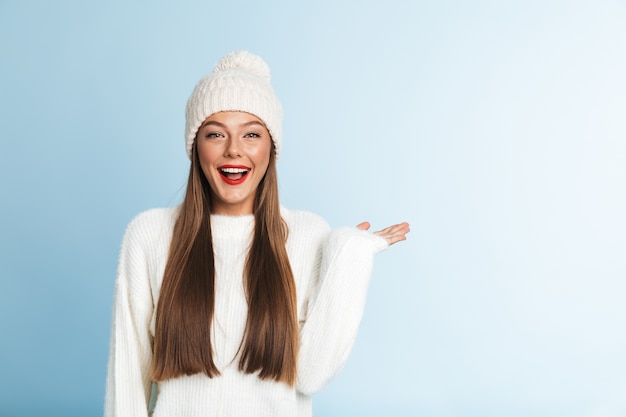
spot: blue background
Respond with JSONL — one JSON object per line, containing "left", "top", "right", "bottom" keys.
{"left": 1, "top": 1, "right": 626, "bottom": 416}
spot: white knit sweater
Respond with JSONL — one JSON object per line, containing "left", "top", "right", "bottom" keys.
{"left": 104, "top": 206, "right": 388, "bottom": 417}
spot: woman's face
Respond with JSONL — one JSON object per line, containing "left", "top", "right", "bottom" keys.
{"left": 196, "top": 111, "right": 272, "bottom": 215}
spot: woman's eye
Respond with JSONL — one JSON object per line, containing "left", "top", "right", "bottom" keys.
{"left": 244, "top": 132, "right": 260, "bottom": 138}
{"left": 205, "top": 132, "right": 223, "bottom": 138}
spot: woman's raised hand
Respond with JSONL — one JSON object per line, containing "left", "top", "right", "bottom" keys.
{"left": 356, "top": 221, "right": 410, "bottom": 246}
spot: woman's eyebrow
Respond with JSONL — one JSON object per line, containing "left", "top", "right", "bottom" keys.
{"left": 201, "top": 120, "right": 225, "bottom": 128}
{"left": 242, "top": 121, "right": 264, "bottom": 128}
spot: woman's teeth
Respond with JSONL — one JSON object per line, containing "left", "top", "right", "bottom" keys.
{"left": 220, "top": 168, "right": 249, "bottom": 179}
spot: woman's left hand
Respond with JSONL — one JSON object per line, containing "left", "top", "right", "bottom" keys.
{"left": 356, "top": 221, "right": 410, "bottom": 246}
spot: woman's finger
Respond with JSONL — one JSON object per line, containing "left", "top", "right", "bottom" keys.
{"left": 356, "top": 222, "right": 371, "bottom": 231}
{"left": 373, "top": 222, "right": 410, "bottom": 245}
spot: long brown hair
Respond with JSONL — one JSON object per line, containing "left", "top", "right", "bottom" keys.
{"left": 151, "top": 141, "right": 298, "bottom": 386}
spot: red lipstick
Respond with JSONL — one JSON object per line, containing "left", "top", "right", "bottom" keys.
{"left": 218, "top": 164, "right": 250, "bottom": 185}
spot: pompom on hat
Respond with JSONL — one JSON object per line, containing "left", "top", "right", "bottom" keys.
{"left": 184, "top": 51, "right": 283, "bottom": 159}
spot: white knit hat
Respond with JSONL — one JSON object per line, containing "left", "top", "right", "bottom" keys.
{"left": 184, "top": 51, "right": 283, "bottom": 159}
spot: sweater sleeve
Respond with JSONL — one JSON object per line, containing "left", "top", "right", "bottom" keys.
{"left": 104, "top": 215, "right": 156, "bottom": 417}
{"left": 296, "top": 226, "right": 388, "bottom": 395}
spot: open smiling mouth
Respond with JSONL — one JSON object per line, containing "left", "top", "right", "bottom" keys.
{"left": 219, "top": 167, "right": 250, "bottom": 185}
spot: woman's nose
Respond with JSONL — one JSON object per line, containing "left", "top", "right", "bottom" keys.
{"left": 224, "top": 137, "right": 242, "bottom": 158}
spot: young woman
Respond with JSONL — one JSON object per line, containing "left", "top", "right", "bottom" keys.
{"left": 104, "top": 50, "right": 409, "bottom": 417}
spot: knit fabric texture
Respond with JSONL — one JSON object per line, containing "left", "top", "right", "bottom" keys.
{"left": 104, "top": 207, "right": 388, "bottom": 417}
{"left": 184, "top": 51, "right": 283, "bottom": 159}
